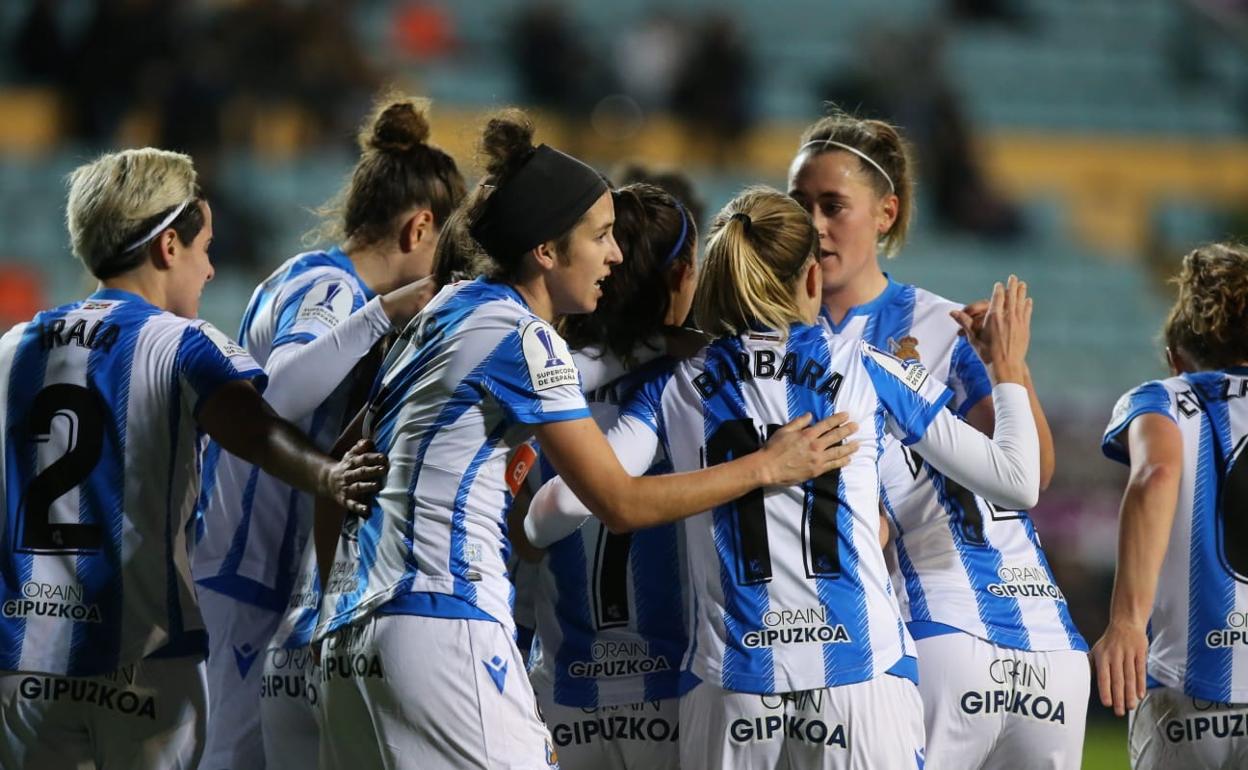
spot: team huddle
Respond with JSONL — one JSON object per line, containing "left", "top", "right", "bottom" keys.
{"left": 0, "top": 91, "right": 1245, "bottom": 770}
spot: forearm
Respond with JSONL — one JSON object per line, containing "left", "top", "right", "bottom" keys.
{"left": 264, "top": 297, "right": 392, "bottom": 419}
{"left": 1023, "top": 367, "right": 1056, "bottom": 489}
{"left": 561, "top": 453, "right": 769, "bottom": 533}
{"left": 231, "top": 409, "right": 336, "bottom": 499}
{"left": 910, "top": 383, "right": 1039, "bottom": 510}
{"left": 1108, "top": 469, "right": 1178, "bottom": 627}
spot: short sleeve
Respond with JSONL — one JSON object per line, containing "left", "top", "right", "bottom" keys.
{"left": 948, "top": 334, "right": 993, "bottom": 418}
{"left": 860, "top": 341, "right": 954, "bottom": 445}
{"left": 180, "top": 322, "right": 268, "bottom": 415}
{"left": 272, "top": 277, "right": 361, "bottom": 349}
{"left": 1101, "top": 381, "right": 1176, "bottom": 465}
{"left": 480, "top": 319, "right": 590, "bottom": 424}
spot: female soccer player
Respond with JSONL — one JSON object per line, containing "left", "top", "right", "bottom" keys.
{"left": 1095, "top": 242, "right": 1248, "bottom": 770}
{"left": 787, "top": 111, "right": 1087, "bottom": 770}
{"left": 193, "top": 94, "right": 465, "bottom": 770}
{"left": 0, "top": 148, "right": 383, "bottom": 770}
{"left": 527, "top": 182, "right": 699, "bottom": 769}
{"left": 527, "top": 186, "right": 1043, "bottom": 768}
{"left": 311, "top": 112, "right": 855, "bottom": 770}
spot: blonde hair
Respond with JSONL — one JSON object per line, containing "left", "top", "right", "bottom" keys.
{"left": 66, "top": 148, "right": 199, "bottom": 279}
{"left": 694, "top": 186, "right": 817, "bottom": 337}
{"left": 1163, "top": 242, "right": 1248, "bottom": 370}
{"left": 796, "top": 106, "right": 915, "bottom": 257}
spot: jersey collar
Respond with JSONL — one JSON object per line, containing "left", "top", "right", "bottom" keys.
{"left": 88, "top": 287, "right": 156, "bottom": 307}
{"left": 819, "top": 273, "right": 903, "bottom": 334}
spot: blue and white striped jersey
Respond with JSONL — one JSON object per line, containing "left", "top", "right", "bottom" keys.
{"left": 1103, "top": 369, "right": 1248, "bottom": 704}
{"left": 529, "top": 354, "right": 697, "bottom": 708}
{"left": 822, "top": 278, "right": 1085, "bottom": 653}
{"left": 619, "top": 324, "right": 951, "bottom": 694}
{"left": 0, "top": 289, "right": 265, "bottom": 676}
{"left": 194, "top": 248, "right": 375, "bottom": 611}
{"left": 314, "top": 278, "right": 591, "bottom": 640}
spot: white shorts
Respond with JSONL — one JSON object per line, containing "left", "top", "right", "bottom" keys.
{"left": 678, "top": 674, "right": 925, "bottom": 769}
{"left": 198, "top": 588, "right": 283, "bottom": 770}
{"left": 1129, "top": 685, "right": 1248, "bottom": 770}
{"left": 536, "top": 689, "right": 679, "bottom": 770}
{"left": 915, "top": 632, "right": 1088, "bottom": 770}
{"left": 318, "top": 612, "right": 558, "bottom": 770}
{"left": 260, "top": 644, "right": 322, "bottom": 770}
{"left": 0, "top": 654, "right": 207, "bottom": 770}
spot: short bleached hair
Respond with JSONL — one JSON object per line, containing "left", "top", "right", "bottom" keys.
{"left": 66, "top": 148, "right": 199, "bottom": 279}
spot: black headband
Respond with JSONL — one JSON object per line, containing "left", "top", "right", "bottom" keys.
{"left": 469, "top": 144, "right": 607, "bottom": 261}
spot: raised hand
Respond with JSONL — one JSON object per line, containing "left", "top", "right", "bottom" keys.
{"left": 951, "top": 274, "right": 1032, "bottom": 385}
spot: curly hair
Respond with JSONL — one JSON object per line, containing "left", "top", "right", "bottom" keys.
{"left": 1163, "top": 242, "right": 1248, "bottom": 370}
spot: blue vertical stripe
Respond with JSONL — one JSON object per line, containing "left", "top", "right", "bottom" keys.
{"left": 632, "top": 522, "right": 686, "bottom": 701}
{"left": 1022, "top": 516, "right": 1087, "bottom": 651}
{"left": 935, "top": 475, "right": 1031, "bottom": 650}
{"left": 707, "top": 338, "right": 772, "bottom": 692}
{"left": 1, "top": 316, "right": 57, "bottom": 669}
{"left": 1186, "top": 380, "right": 1235, "bottom": 701}
{"left": 786, "top": 327, "right": 873, "bottom": 684}
{"left": 550, "top": 529, "right": 598, "bottom": 706}
{"left": 71, "top": 302, "right": 159, "bottom": 671}
{"left": 883, "top": 487, "right": 931, "bottom": 623}
{"left": 449, "top": 422, "right": 508, "bottom": 604}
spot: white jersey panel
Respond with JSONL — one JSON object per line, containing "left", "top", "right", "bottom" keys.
{"left": 1103, "top": 370, "right": 1248, "bottom": 703}
{"left": 315, "top": 279, "right": 590, "bottom": 640}
{"left": 0, "top": 290, "right": 264, "bottom": 676}
{"left": 821, "top": 278, "right": 1085, "bottom": 653}
{"left": 529, "top": 353, "right": 695, "bottom": 709}
{"left": 194, "top": 248, "right": 372, "bottom": 610}
{"left": 623, "top": 325, "right": 950, "bottom": 694}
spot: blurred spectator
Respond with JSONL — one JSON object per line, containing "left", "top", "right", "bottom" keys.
{"left": 508, "top": 2, "right": 614, "bottom": 118}
{"left": 614, "top": 11, "right": 688, "bottom": 111}
{"left": 67, "top": 0, "right": 177, "bottom": 146}
{"left": 613, "top": 161, "right": 707, "bottom": 234}
{"left": 821, "top": 24, "right": 1024, "bottom": 240}
{"left": 14, "top": 0, "right": 70, "bottom": 86}
{"left": 947, "top": 0, "right": 1031, "bottom": 28}
{"left": 671, "top": 14, "right": 755, "bottom": 165}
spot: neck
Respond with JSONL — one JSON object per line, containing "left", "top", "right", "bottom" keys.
{"left": 821, "top": 267, "right": 889, "bottom": 325}
{"left": 345, "top": 239, "right": 403, "bottom": 295}
{"left": 512, "top": 273, "right": 555, "bottom": 322}
{"left": 100, "top": 268, "right": 167, "bottom": 310}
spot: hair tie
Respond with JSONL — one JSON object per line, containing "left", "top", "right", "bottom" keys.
{"left": 730, "top": 212, "right": 752, "bottom": 233}
{"left": 662, "top": 201, "right": 690, "bottom": 266}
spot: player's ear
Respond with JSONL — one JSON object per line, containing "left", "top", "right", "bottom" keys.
{"left": 151, "top": 227, "right": 179, "bottom": 271}
{"left": 1166, "top": 346, "right": 1193, "bottom": 375}
{"left": 803, "top": 257, "right": 820, "bottom": 301}
{"left": 399, "top": 209, "right": 435, "bottom": 253}
{"left": 532, "top": 240, "right": 558, "bottom": 271}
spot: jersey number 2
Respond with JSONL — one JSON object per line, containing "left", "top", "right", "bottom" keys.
{"left": 705, "top": 419, "right": 841, "bottom": 585}
{"left": 18, "top": 384, "right": 106, "bottom": 553}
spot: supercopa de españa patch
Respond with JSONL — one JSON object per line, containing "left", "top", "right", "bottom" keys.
{"left": 521, "top": 321, "right": 579, "bottom": 392}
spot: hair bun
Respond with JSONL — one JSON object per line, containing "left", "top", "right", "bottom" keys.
{"left": 364, "top": 98, "right": 431, "bottom": 154}
{"left": 479, "top": 109, "right": 536, "bottom": 180}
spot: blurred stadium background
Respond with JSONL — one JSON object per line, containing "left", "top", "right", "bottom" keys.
{"left": 1, "top": 1, "right": 1246, "bottom": 766}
